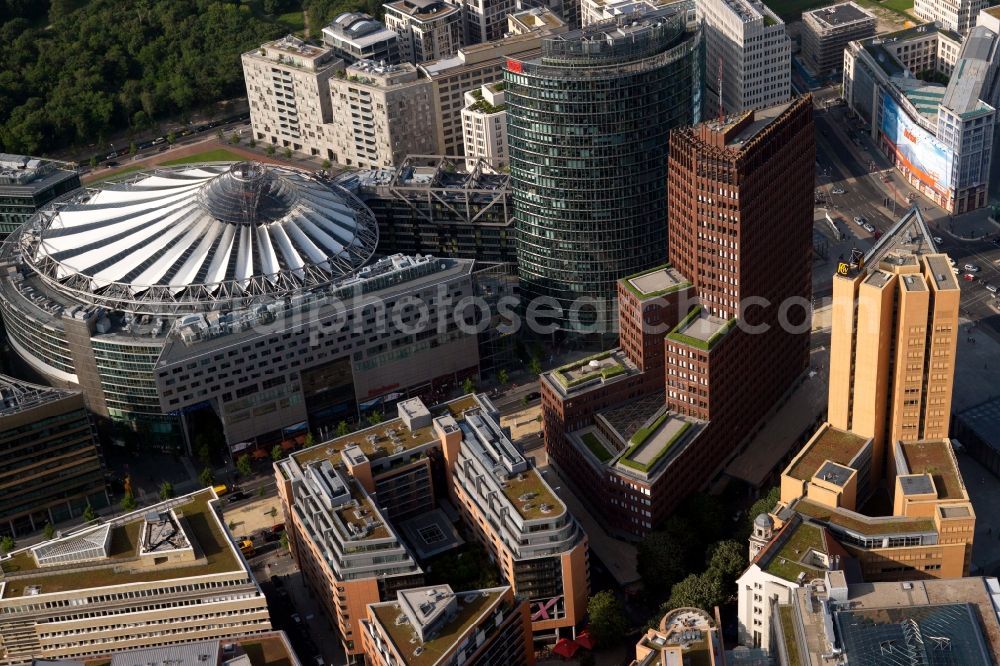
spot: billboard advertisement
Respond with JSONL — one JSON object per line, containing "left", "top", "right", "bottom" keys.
{"left": 880, "top": 92, "right": 953, "bottom": 195}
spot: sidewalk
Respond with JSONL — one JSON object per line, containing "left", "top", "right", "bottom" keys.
{"left": 945, "top": 210, "right": 1000, "bottom": 241}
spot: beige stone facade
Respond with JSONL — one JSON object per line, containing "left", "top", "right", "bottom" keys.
{"left": 384, "top": 0, "right": 463, "bottom": 64}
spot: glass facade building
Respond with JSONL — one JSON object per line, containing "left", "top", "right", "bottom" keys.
{"left": 504, "top": 4, "right": 702, "bottom": 336}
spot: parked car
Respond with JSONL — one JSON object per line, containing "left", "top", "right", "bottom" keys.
{"left": 853, "top": 216, "right": 866, "bottom": 225}
{"left": 832, "top": 187, "right": 845, "bottom": 195}
{"left": 952, "top": 267, "right": 961, "bottom": 275}
{"left": 963, "top": 273, "right": 975, "bottom": 282}
{"left": 987, "top": 284, "right": 998, "bottom": 294}
{"left": 863, "top": 223, "right": 876, "bottom": 233}
{"left": 932, "top": 236, "right": 943, "bottom": 244}
{"left": 227, "top": 490, "right": 248, "bottom": 503}
{"left": 964, "top": 264, "right": 980, "bottom": 272}
{"left": 262, "top": 528, "right": 279, "bottom": 542}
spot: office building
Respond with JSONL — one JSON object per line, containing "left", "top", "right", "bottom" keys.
{"left": 843, "top": 23, "right": 998, "bottom": 213}
{"left": 506, "top": 4, "right": 703, "bottom": 336}
{"left": 337, "top": 155, "right": 516, "bottom": 263}
{"left": 322, "top": 12, "right": 401, "bottom": 65}
{"left": 629, "top": 607, "right": 725, "bottom": 666}
{"left": 242, "top": 35, "right": 343, "bottom": 160}
{"left": 736, "top": 210, "right": 974, "bottom": 654}
{"left": 698, "top": 0, "right": 790, "bottom": 115}
{"left": 329, "top": 61, "right": 440, "bottom": 167}
{"left": 461, "top": 83, "right": 508, "bottom": 169}
{"left": 0, "top": 154, "right": 79, "bottom": 238}
{"left": 580, "top": 0, "right": 667, "bottom": 26}
{"left": 0, "top": 376, "right": 107, "bottom": 538}
{"left": 0, "top": 162, "right": 489, "bottom": 451}
{"left": 419, "top": 13, "right": 565, "bottom": 158}
{"left": 462, "top": 0, "right": 519, "bottom": 43}
{"left": 954, "top": 396, "right": 1000, "bottom": 476}
{"left": 384, "top": 0, "right": 464, "bottom": 63}
{"left": 0, "top": 489, "right": 271, "bottom": 662}
{"left": 79, "top": 632, "right": 301, "bottom": 666}
{"left": 827, "top": 211, "right": 959, "bottom": 479}
{"left": 540, "top": 98, "right": 814, "bottom": 538}
{"left": 773, "top": 573, "right": 1000, "bottom": 664}
{"left": 276, "top": 394, "right": 589, "bottom": 660}
{"left": 361, "top": 585, "right": 534, "bottom": 666}
{"left": 801, "top": 2, "right": 876, "bottom": 76}
{"left": 914, "top": 0, "right": 987, "bottom": 35}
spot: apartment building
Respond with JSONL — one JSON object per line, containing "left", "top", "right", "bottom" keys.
{"left": 462, "top": 0, "right": 519, "bottom": 43}
{"left": 322, "top": 12, "right": 401, "bottom": 65}
{"left": 914, "top": 0, "right": 987, "bottom": 35}
{"left": 461, "top": 83, "right": 508, "bottom": 169}
{"left": 0, "top": 154, "right": 79, "bottom": 238}
{"left": 419, "top": 14, "right": 565, "bottom": 157}
{"left": 276, "top": 394, "right": 588, "bottom": 661}
{"left": 801, "top": 2, "right": 876, "bottom": 76}
{"left": 337, "top": 155, "right": 515, "bottom": 263}
{"left": 773, "top": 574, "right": 1000, "bottom": 664}
{"left": 242, "top": 35, "right": 342, "bottom": 159}
{"left": 361, "top": 585, "right": 534, "bottom": 665}
{"left": 384, "top": 0, "right": 464, "bottom": 63}
{"left": 329, "top": 61, "right": 440, "bottom": 168}
{"left": 697, "top": 0, "right": 790, "bottom": 114}
{"left": 0, "top": 489, "right": 271, "bottom": 663}
{"left": 0, "top": 376, "right": 107, "bottom": 538}
{"left": 736, "top": 209, "right": 975, "bottom": 654}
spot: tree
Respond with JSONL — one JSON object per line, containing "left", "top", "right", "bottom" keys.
{"left": 248, "top": 137, "right": 257, "bottom": 148}
{"left": 199, "top": 466, "right": 215, "bottom": 488}
{"left": 159, "top": 481, "right": 174, "bottom": 500}
{"left": 216, "top": 128, "right": 224, "bottom": 140}
{"left": 336, "top": 420, "right": 351, "bottom": 437}
{"left": 128, "top": 141, "right": 136, "bottom": 155}
{"left": 741, "top": 486, "right": 780, "bottom": 541}
{"left": 303, "top": 432, "right": 314, "bottom": 448}
{"left": 497, "top": 368, "right": 509, "bottom": 386}
{"left": 587, "top": 591, "right": 627, "bottom": 648}
{"left": 89, "top": 156, "right": 97, "bottom": 168}
{"left": 82, "top": 503, "right": 97, "bottom": 522}
{"left": 279, "top": 531, "right": 289, "bottom": 550}
{"left": 271, "top": 444, "right": 285, "bottom": 462}
{"left": 236, "top": 453, "right": 253, "bottom": 477}
{"left": 707, "top": 540, "right": 747, "bottom": 586}
{"left": 676, "top": 493, "right": 729, "bottom": 548}
{"left": 283, "top": 147, "right": 292, "bottom": 159}
{"left": 367, "top": 410, "right": 383, "bottom": 426}
{"left": 0, "top": 536, "right": 14, "bottom": 556}
{"left": 167, "top": 130, "right": 176, "bottom": 144}
{"left": 269, "top": 507, "right": 278, "bottom": 518}
{"left": 462, "top": 377, "right": 476, "bottom": 395}
{"left": 665, "top": 571, "right": 725, "bottom": 613}
{"left": 321, "top": 158, "right": 331, "bottom": 169}
{"left": 43, "top": 522, "right": 55, "bottom": 540}
{"left": 528, "top": 356, "right": 542, "bottom": 375}
{"left": 637, "top": 527, "right": 691, "bottom": 603}
{"left": 229, "top": 132, "right": 241, "bottom": 144}
{"left": 121, "top": 491, "right": 137, "bottom": 512}
{"left": 195, "top": 435, "right": 213, "bottom": 468}
{"left": 265, "top": 144, "right": 276, "bottom": 156}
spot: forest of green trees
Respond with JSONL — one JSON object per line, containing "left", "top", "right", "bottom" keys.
{"left": 0, "top": 0, "right": 382, "bottom": 157}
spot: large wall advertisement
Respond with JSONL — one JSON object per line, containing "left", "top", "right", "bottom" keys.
{"left": 880, "top": 92, "right": 953, "bottom": 195}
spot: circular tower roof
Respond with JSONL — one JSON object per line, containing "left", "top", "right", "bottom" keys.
{"left": 17, "top": 162, "right": 378, "bottom": 313}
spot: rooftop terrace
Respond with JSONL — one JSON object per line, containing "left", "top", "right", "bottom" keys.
{"left": 0, "top": 490, "right": 240, "bottom": 598}
{"left": 369, "top": 588, "right": 506, "bottom": 666}
{"left": 786, "top": 425, "right": 870, "bottom": 482}
{"left": 616, "top": 412, "right": 700, "bottom": 475}
{"left": 501, "top": 466, "right": 563, "bottom": 521}
{"left": 794, "top": 498, "right": 937, "bottom": 536}
{"left": 762, "top": 520, "right": 830, "bottom": 583}
{"left": 548, "top": 350, "right": 635, "bottom": 392}
{"left": 667, "top": 306, "right": 734, "bottom": 351}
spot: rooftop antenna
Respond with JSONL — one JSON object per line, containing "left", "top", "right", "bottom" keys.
{"left": 717, "top": 55, "right": 724, "bottom": 124}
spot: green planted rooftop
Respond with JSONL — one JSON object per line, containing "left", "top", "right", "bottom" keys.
{"left": 617, "top": 413, "right": 694, "bottom": 474}
{"left": 666, "top": 306, "right": 735, "bottom": 352}
{"left": 621, "top": 263, "right": 691, "bottom": 299}
{"left": 795, "top": 499, "right": 936, "bottom": 536}
{"left": 550, "top": 351, "right": 630, "bottom": 389}
{"left": 764, "top": 522, "right": 828, "bottom": 583}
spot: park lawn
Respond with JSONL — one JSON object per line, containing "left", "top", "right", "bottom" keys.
{"left": 161, "top": 148, "right": 245, "bottom": 166}
{"left": 90, "top": 165, "right": 144, "bottom": 183}
{"left": 278, "top": 10, "right": 306, "bottom": 33}
{"left": 878, "top": 0, "right": 914, "bottom": 12}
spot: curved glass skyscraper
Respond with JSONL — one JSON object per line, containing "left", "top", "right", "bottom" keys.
{"left": 505, "top": 4, "right": 702, "bottom": 337}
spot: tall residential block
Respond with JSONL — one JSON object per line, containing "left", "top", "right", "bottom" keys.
{"left": 0, "top": 154, "right": 79, "bottom": 238}
{"left": 697, "top": 0, "right": 790, "bottom": 114}
{"left": 0, "top": 377, "right": 108, "bottom": 538}
{"left": 461, "top": 82, "right": 508, "bottom": 169}
{"left": 242, "top": 35, "right": 343, "bottom": 160}
{"left": 462, "top": 0, "right": 519, "bottom": 43}
{"left": 827, "top": 211, "right": 959, "bottom": 479}
{"left": 801, "top": 2, "right": 876, "bottom": 76}
{"left": 0, "top": 489, "right": 271, "bottom": 662}
{"left": 384, "top": 0, "right": 464, "bottom": 63}
{"left": 329, "top": 61, "right": 440, "bottom": 167}
{"left": 276, "top": 394, "right": 589, "bottom": 660}
{"left": 506, "top": 4, "right": 702, "bottom": 336}
{"left": 540, "top": 99, "right": 814, "bottom": 538}
{"left": 322, "top": 12, "right": 401, "bottom": 65}
{"left": 419, "top": 11, "right": 566, "bottom": 158}
{"left": 914, "top": 0, "right": 987, "bottom": 35}
{"left": 361, "top": 585, "right": 535, "bottom": 665}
